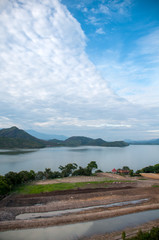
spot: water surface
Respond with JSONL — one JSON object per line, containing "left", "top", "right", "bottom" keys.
{"left": 0, "top": 145, "right": 159, "bottom": 174}
{"left": 1, "top": 209, "right": 159, "bottom": 240}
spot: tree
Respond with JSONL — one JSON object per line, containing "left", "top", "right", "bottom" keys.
{"left": 122, "top": 231, "right": 126, "bottom": 240}
{"left": 44, "top": 168, "right": 53, "bottom": 179}
{"left": 86, "top": 161, "right": 98, "bottom": 175}
{"left": 59, "top": 163, "right": 78, "bottom": 177}
{"left": 142, "top": 165, "right": 154, "bottom": 173}
{"left": 154, "top": 164, "right": 159, "bottom": 173}
{"left": 35, "top": 171, "right": 44, "bottom": 180}
{"left": 18, "top": 171, "right": 31, "bottom": 183}
{"left": 72, "top": 166, "right": 86, "bottom": 176}
{"left": 28, "top": 170, "right": 36, "bottom": 181}
{"left": 129, "top": 169, "right": 134, "bottom": 177}
{"left": 0, "top": 176, "right": 10, "bottom": 195}
{"left": 123, "top": 166, "right": 130, "bottom": 170}
{"left": 5, "top": 171, "right": 20, "bottom": 186}
{"left": 51, "top": 171, "right": 61, "bottom": 179}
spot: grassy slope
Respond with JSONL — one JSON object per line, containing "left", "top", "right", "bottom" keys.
{"left": 15, "top": 180, "right": 132, "bottom": 194}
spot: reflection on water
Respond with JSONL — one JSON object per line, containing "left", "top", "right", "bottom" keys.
{"left": 69, "top": 148, "right": 90, "bottom": 152}
{"left": 1, "top": 209, "right": 159, "bottom": 240}
{"left": 0, "top": 150, "right": 37, "bottom": 155}
{"left": 69, "top": 147, "right": 104, "bottom": 152}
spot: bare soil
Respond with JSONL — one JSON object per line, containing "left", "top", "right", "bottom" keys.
{"left": 0, "top": 173, "right": 159, "bottom": 239}
{"left": 140, "top": 173, "right": 159, "bottom": 179}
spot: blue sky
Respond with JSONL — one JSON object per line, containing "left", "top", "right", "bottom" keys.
{"left": 0, "top": 0, "right": 159, "bottom": 140}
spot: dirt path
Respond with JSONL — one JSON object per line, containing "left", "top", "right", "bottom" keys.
{"left": 0, "top": 173, "right": 159, "bottom": 239}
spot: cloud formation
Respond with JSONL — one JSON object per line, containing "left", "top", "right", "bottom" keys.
{"left": 0, "top": 0, "right": 159, "bottom": 140}
{"left": 0, "top": 0, "right": 126, "bottom": 132}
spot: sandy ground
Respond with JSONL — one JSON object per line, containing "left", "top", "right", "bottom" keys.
{"left": 140, "top": 173, "right": 159, "bottom": 179}
{"left": 0, "top": 173, "right": 159, "bottom": 239}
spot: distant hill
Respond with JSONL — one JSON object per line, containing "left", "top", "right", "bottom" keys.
{"left": 50, "top": 136, "right": 129, "bottom": 147}
{"left": 0, "top": 126, "right": 45, "bottom": 149}
{"left": 125, "top": 138, "right": 159, "bottom": 145}
{"left": 26, "top": 129, "right": 67, "bottom": 140}
{"left": 63, "top": 136, "right": 129, "bottom": 147}
{"left": 0, "top": 127, "right": 129, "bottom": 149}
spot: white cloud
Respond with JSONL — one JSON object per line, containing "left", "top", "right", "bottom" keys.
{"left": 147, "top": 130, "right": 159, "bottom": 133}
{"left": 96, "top": 28, "right": 105, "bottom": 35}
{"left": 96, "top": 27, "right": 159, "bottom": 107}
{"left": 0, "top": 0, "right": 158, "bottom": 141}
{"left": 34, "top": 117, "right": 131, "bottom": 129}
{"left": 0, "top": 0, "right": 127, "bottom": 132}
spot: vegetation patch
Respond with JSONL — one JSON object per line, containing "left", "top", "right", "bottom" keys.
{"left": 122, "top": 226, "right": 159, "bottom": 239}
{"left": 15, "top": 180, "right": 127, "bottom": 194}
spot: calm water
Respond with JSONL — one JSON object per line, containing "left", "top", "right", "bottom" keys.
{"left": 0, "top": 145, "right": 159, "bottom": 175}
{"left": 1, "top": 209, "right": 159, "bottom": 240}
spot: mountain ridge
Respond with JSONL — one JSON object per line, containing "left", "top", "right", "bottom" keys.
{"left": 0, "top": 126, "right": 129, "bottom": 149}
{"left": 125, "top": 138, "right": 159, "bottom": 145}
{"left": 26, "top": 129, "right": 67, "bottom": 141}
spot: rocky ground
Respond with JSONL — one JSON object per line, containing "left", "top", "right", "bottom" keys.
{"left": 0, "top": 173, "right": 159, "bottom": 239}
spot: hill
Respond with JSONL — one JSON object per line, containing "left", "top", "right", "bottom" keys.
{"left": 126, "top": 138, "right": 159, "bottom": 145}
{"left": 0, "top": 127, "right": 129, "bottom": 149}
{"left": 0, "top": 126, "right": 46, "bottom": 149}
{"left": 63, "top": 136, "right": 129, "bottom": 147}
{"left": 26, "top": 130, "right": 67, "bottom": 140}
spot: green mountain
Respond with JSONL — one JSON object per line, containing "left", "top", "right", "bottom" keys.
{"left": 0, "top": 127, "right": 129, "bottom": 149}
{"left": 52, "top": 136, "right": 129, "bottom": 147}
{"left": 0, "top": 126, "right": 45, "bottom": 149}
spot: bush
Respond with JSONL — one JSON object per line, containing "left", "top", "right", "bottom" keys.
{"left": 124, "top": 227, "right": 159, "bottom": 239}
{"left": 0, "top": 176, "right": 10, "bottom": 195}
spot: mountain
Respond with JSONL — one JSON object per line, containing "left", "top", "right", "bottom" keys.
{"left": 125, "top": 138, "right": 159, "bottom": 145}
{"left": 26, "top": 129, "right": 67, "bottom": 140}
{"left": 55, "top": 136, "right": 129, "bottom": 147}
{"left": 0, "top": 127, "right": 129, "bottom": 149}
{"left": 0, "top": 126, "right": 46, "bottom": 149}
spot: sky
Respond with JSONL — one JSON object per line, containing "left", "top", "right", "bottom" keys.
{"left": 0, "top": 0, "right": 159, "bottom": 141}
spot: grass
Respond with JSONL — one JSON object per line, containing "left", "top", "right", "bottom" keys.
{"left": 15, "top": 179, "right": 132, "bottom": 195}
{"left": 152, "top": 185, "right": 159, "bottom": 188}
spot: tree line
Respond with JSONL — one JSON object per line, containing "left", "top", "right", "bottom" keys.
{"left": 136, "top": 163, "right": 159, "bottom": 174}
{"left": 0, "top": 161, "right": 98, "bottom": 196}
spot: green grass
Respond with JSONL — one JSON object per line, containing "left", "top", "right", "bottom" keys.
{"left": 15, "top": 179, "right": 132, "bottom": 194}
{"left": 152, "top": 185, "right": 159, "bottom": 188}
{"left": 138, "top": 178, "right": 148, "bottom": 180}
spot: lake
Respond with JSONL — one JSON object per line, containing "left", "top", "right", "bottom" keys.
{"left": 0, "top": 145, "right": 159, "bottom": 175}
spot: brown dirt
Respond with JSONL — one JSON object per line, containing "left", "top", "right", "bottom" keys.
{"left": 140, "top": 173, "right": 159, "bottom": 179}
{"left": 0, "top": 173, "right": 159, "bottom": 239}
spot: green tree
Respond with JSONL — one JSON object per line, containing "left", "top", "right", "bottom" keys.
{"left": 35, "top": 171, "right": 44, "bottom": 180}
{"left": 28, "top": 170, "right": 36, "bottom": 181}
{"left": 5, "top": 171, "right": 20, "bottom": 186}
{"left": 122, "top": 231, "right": 126, "bottom": 240}
{"left": 18, "top": 171, "right": 31, "bottom": 183}
{"left": 129, "top": 169, "right": 134, "bottom": 177}
{"left": 86, "top": 161, "right": 98, "bottom": 175}
{"left": 142, "top": 165, "right": 154, "bottom": 173}
{"left": 0, "top": 176, "right": 10, "bottom": 195}
{"left": 123, "top": 166, "right": 130, "bottom": 170}
{"left": 154, "top": 164, "right": 159, "bottom": 173}
{"left": 44, "top": 168, "right": 53, "bottom": 179}
{"left": 59, "top": 163, "right": 78, "bottom": 177}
